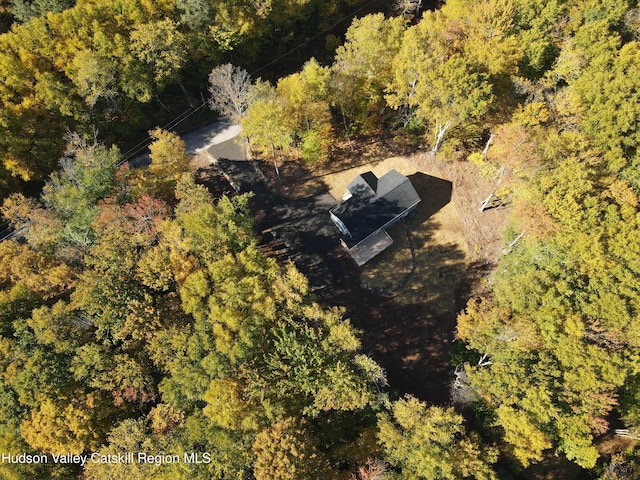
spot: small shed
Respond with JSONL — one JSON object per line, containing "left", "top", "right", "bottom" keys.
{"left": 329, "top": 170, "right": 421, "bottom": 265}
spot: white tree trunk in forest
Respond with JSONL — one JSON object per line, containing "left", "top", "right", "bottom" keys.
{"left": 269, "top": 139, "right": 280, "bottom": 181}
{"left": 432, "top": 119, "right": 451, "bottom": 154}
{"left": 615, "top": 429, "right": 640, "bottom": 440}
{"left": 482, "top": 134, "right": 494, "bottom": 156}
{"left": 477, "top": 353, "right": 492, "bottom": 367}
{"left": 501, "top": 231, "right": 525, "bottom": 255}
{"left": 480, "top": 166, "right": 508, "bottom": 211}
{"left": 341, "top": 108, "right": 354, "bottom": 150}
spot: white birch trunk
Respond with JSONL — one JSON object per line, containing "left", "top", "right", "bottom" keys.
{"left": 270, "top": 140, "right": 280, "bottom": 181}
{"left": 501, "top": 231, "right": 525, "bottom": 255}
{"left": 477, "top": 353, "right": 492, "bottom": 367}
{"left": 480, "top": 193, "right": 494, "bottom": 212}
{"left": 482, "top": 134, "right": 494, "bottom": 156}
{"left": 431, "top": 120, "right": 452, "bottom": 154}
{"left": 480, "top": 166, "right": 508, "bottom": 211}
{"left": 615, "top": 429, "right": 640, "bottom": 440}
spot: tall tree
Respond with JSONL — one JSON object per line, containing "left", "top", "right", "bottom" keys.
{"left": 146, "top": 128, "right": 191, "bottom": 201}
{"left": 252, "top": 417, "right": 334, "bottom": 480}
{"left": 276, "top": 59, "right": 332, "bottom": 163}
{"left": 241, "top": 82, "right": 292, "bottom": 176}
{"left": 208, "top": 63, "right": 254, "bottom": 123}
{"left": 129, "top": 18, "right": 187, "bottom": 90}
{"left": 378, "top": 396, "right": 498, "bottom": 480}
{"left": 387, "top": 11, "right": 493, "bottom": 153}
{"left": 41, "top": 133, "right": 119, "bottom": 253}
{"left": 331, "top": 13, "right": 405, "bottom": 134}
{"left": 10, "top": 0, "right": 74, "bottom": 22}
{"left": 176, "top": 0, "right": 213, "bottom": 29}
{"left": 458, "top": 126, "right": 640, "bottom": 468}
{"left": 68, "top": 49, "right": 119, "bottom": 111}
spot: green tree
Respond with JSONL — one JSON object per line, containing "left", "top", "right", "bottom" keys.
{"left": 68, "top": 49, "right": 118, "bottom": 111}
{"left": 377, "top": 396, "right": 497, "bottom": 480}
{"left": 446, "top": 0, "right": 522, "bottom": 77}
{"left": 41, "top": 133, "right": 119, "bottom": 252}
{"left": 510, "top": 0, "right": 566, "bottom": 76}
{"left": 82, "top": 418, "right": 221, "bottom": 480}
{"left": 176, "top": 0, "right": 213, "bottom": 29}
{"left": 277, "top": 59, "right": 332, "bottom": 163}
{"left": 387, "top": 12, "right": 493, "bottom": 153}
{"left": 599, "top": 453, "right": 640, "bottom": 480}
{"left": 252, "top": 417, "right": 334, "bottom": 480}
{"left": 0, "top": 239, "right": 75, "bottom": 302}
{"left": 331, "top": 13, "right": 405, "bottom": 134}
{"left": 573, "top": 41, "right": 640, "bottom": 176}
{"left": 458, "top": 124, "right": 640, "bottom": 468}
{"left": 29, "top": 301, "right": 92, "bottom": 354}
{"left": 146, "top": 177, "right": 386, "bottom": 475}
{"left": 20, "top": 392, "right": 111, "bottom": 455}
{"left": 10, "top": 0, "right": 74, "bottom": 22}
{"left": 129, "top": 18, "right": 187, "bottom": 89}
{"left": 241, "top": 83, "right": 292, "bottom": 177}
{"left": 144, "top": 128, "right": 191, "bottom": 201}
{"left": 244, "top": 301, "right": 387, "bottom": 417}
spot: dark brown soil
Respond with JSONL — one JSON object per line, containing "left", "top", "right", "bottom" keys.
{"left": 322, "top": 251, "right": 459, "bottom": 405}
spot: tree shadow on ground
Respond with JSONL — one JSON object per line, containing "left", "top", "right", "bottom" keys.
{"left": 242, "top": 160, "right": 485, "bottom": 405}
{"left": 332, "top": 219, "right": 469, "bottom": 405}
{"left": 321, "top": 172, "right": 479, "bottom": 405}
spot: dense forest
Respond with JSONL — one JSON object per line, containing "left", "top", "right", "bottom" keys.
{"left": 1, "top": 0, "right": 640, "bottom": 479}
{"left": 0, "top": 0, "right": 368, "bottom": 197}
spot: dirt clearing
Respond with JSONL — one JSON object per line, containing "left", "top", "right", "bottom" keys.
{"left": 319, "top": 152, "right": 507, "bottom": 309}
{"left": 219, "top": 137, "right": 510, "bottom": 405}
{"left": 281, "top": 148, "right": 510, "bottom": 404}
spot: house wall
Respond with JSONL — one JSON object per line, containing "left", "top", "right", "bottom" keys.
{"left": 330, "top": 211, "right": 351, "bottom": 237}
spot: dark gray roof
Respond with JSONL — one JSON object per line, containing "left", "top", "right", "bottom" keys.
{"left": 330, "top": 170, "right": 420, "bottom": 248}
{"left": 346, "top": 171, "right": 378, "bottom": 194}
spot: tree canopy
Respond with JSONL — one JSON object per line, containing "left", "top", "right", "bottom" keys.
{"left": 0, "top": 131, "right": 387, "bottom": 479}
{"left": 2, "top": 0, "right": 640, "bottom": 478}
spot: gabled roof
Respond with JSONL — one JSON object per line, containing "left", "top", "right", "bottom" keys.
{"left": 346, "top": 171, "right": 378, "bottom": 194}
{"left": 330, "top": 170, "right": 420, "bottom": 249}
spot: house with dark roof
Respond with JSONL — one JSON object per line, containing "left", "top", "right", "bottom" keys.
{"left": 329, "top": 170, "right": 421, "bottom": 266}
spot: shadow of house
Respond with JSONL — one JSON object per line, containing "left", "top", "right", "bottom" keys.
{"left": 329, "top": 170, "right": 421, "bottom": 266}
{"left": 405, "top": 172, "right": 452, "bottom": 224}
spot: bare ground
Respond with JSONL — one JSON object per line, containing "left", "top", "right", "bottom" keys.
{"left": 250, "top": 141, "right": 511, "bottom": 405}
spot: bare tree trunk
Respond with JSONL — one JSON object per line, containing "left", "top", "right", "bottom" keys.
{"left": 501, "top": 231, "right": 525, "bottom": 255}
{"left": 270, "top": 139, "right": 280, "bottom": 181}
{"left": 177, "top": 80, "right": 195, "bottom": 106}
{"left": 477, "top": 353, "right": 492, "bottom": 367}
{"left": 482, "top": 134, "right": 494, "bottom": 156}
{"left": 109, "top": 97, "right": 124, "bottom": 118}
{"left": 479, "top": 193, "right": 494, "bottom": 212}
{"left": 432, "top": 119, "right": 451, "bottom": 154}
{"left": 341, "top": 108, "right": 354, "bottom": 151}
{"left": 480, "top": 166, "right": 508, "bottom": 211}
{"left": 156, "top": 95, "right": 170, "bottom": 112}
{"left": 615, "top": 429, "right": 640, "bottom": 440}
